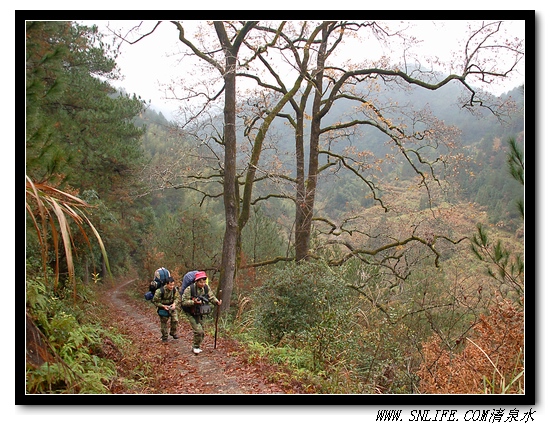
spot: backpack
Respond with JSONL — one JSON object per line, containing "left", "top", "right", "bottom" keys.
{"left": 154, "top": 267, "right": 171, "bottom": 287}
{"left": 145, "top": 279, "right": 160, "bottom": 300}
{"left": 179, "top": 270, "right": 198, "bottom": 296}
{"left": 144, "top": 267, "right": 171, "bottom": 301}
{"left": 144, "top": 289, "right": 155, "bottom": 301}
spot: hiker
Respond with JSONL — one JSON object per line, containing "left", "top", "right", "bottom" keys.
{"left": 152, "top": 276, "right": 180, "bottom": 342}
{"left": 181, "top": 271, "right": 222, "bottom": 354}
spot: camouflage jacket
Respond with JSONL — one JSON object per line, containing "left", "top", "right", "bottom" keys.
{"left": 152, "top": 286, "right": 180, "bottom": 309}
{"left": 181, "top": 283, "right": 219, "bottom": 309}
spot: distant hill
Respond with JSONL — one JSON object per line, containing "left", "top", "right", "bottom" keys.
{"left": 137, "top": 81, "right": 524, "bottom": 229}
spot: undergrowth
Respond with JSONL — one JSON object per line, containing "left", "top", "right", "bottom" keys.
{"left": 25, "top": 272, "right": 154, "bottom": 394}
{"left": 227, "top": 254, "right": 525, "bottom": 395}
{"left": 228, "top": 260, "right": 367, "bottom": 394}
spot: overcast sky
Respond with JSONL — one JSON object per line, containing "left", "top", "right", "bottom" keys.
{"left": 90, "top": 19, "right": 526, "bottom": 121}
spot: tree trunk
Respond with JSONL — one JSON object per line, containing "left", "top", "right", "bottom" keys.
{"left": 218, "top": 49, "right": 239, "bottom": 312}
{"left": 294, "top": 107, "right": 309, "bottom": 262}
{"left": 295, "top": 24, "right": 329, "bottom": 262}
{"left": 214, "top": 21, "right": 258, "bottom": 312}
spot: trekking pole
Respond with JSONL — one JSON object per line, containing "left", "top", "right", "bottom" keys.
{"left": 214, "top": 290, "right": 222, "bottom": 349}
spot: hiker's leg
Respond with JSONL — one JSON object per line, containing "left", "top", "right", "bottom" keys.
{"left": 160, "top": 316, "right": 169, "bottom": 339}
{"left": 195, "top": 317, "right": 205, "bottom": 347}
{"left": 187, "top": 314, "right": 204, "bottom": 348}
{"left": 169, "top": 310, "right": 179, "bottom": 336}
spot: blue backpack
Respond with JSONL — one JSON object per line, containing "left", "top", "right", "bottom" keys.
{"left": 144, "top": 267, "right": 171, "bottom": 301}
{"left": 180, "top": 270, "right": 198, "bottom": 296}
{"left": 154, "top": 267, "right": 171, "bottom": 287}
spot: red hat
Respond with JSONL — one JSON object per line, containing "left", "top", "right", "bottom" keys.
{"left": 194, "top": 271, "right": 207, "bottom": 281}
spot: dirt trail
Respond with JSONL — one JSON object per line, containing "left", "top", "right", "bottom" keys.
{"left": 106, "top": 278, "right": 286, "bottom": 394}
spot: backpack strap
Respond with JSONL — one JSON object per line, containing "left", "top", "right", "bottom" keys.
{"left": 181, "top": 283, "right": 195, "bottom": 314}
{"left": 160, "top": 286, "right": 176, "bottom": 302}
{"left": 190, "top": 282, "right": 209, "bottom": 297}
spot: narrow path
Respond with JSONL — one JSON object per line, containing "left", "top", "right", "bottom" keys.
{"left": 106, "top": 278, "right": 286, "bottom": 394}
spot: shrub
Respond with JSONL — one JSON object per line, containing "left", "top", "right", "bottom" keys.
{"left": 252, "top": 260, "right": 352, "bottom": 344}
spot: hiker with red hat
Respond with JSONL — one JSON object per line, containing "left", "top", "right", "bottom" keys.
{"left": 180, "top": 271, "right": 222, "bottom": 354}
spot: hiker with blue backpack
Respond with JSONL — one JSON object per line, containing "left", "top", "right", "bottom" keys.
{"left": 180, "top": 271, "right": 221, "bottom": 354}
{"left": 152, "top": 276, "right": 181, "bottom": 342}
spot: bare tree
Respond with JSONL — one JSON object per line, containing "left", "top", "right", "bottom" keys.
{"left": 240, "top": 20, "right": 523, "bottom": 267}
{"left": 167, "top": 21, "right": 258, "bottom": 311}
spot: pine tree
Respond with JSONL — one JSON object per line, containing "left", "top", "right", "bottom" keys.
{"left": 26, "top": 21, "right": 150, "bottom": 280}
{"left": 26, "top": 21, "right": 145, "bottom": 197}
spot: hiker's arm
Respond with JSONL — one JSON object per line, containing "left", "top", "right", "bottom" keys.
{"left": 207, "top": 289, "right": 221, "bottom": 306}
{"left": 173, "top": 291, "right": 182, "bottom": 309}
{"left": 181, "top": 286, "right": 194, "bottom": 308}
{"left": 152, "top": 291, "right": 164, "bottom": 309}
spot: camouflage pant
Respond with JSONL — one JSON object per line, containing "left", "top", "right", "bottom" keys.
{"left": 159, "top": 309, "right": 178, "bottom": 338}
{"left": 185, "top": 313, "right": 205, "bottom": 349}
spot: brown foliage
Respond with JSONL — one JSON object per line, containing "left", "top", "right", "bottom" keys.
{"left": 417, "top": 298, "right": 524, "bottom": 394}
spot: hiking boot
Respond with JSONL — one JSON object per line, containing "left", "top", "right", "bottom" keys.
{"left": 161, "top": 337, "right": 168, "bottom": 342}
{"left": 171, "top": 334, "right": 179, "bottom": 339}
{"left": 192, "top": 347, "right": 202, "bottom": 354}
